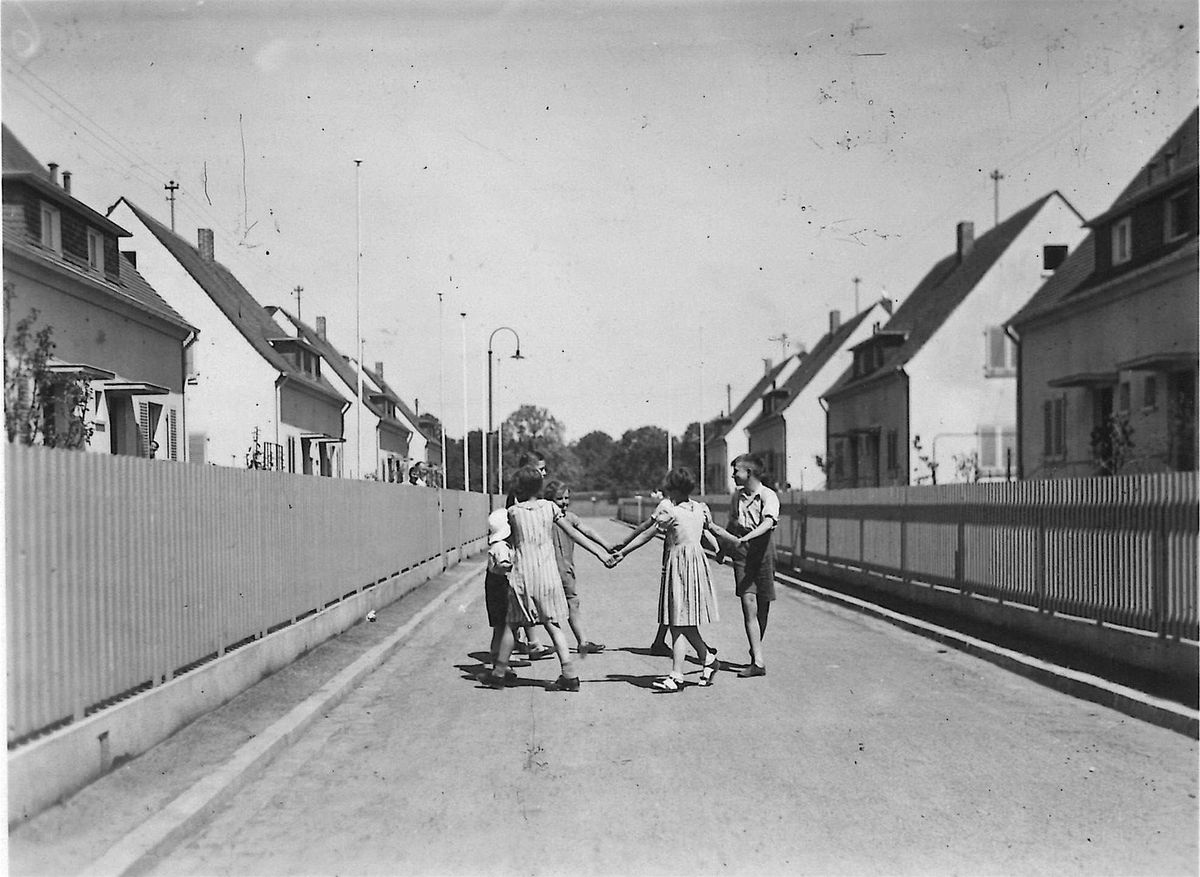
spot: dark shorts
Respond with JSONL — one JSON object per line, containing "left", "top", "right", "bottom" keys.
{"left": 732, "top": 533, "right": 776, "bottom": 601}
{"left": 484, "top": 570, "right": 510, "bottom": 627}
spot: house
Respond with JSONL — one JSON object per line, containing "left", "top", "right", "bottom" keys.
{"left": 361, "top": 360, "right": 433, "bottom": 482}
{"left": 745, "top": 302, "right": 889, "bottom": 491}
{"left": 822, "top": 192, "right": 1087, "bottom": 487}
{"left": 107, "top": 198, "right": 348, "bottom": 473}
{"left": 703, "top": 355, "right": 797, "bottom": 493}
{"left": 1008, "top": 110, "right": 1198, "bottom": 478}
{"left": 266, "top": 307, "right": 426, "bottom": 481}
{"left": 2, "top": 126, "right": 195, "bottom": 458}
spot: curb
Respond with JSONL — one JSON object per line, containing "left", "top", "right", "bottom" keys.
{"left": 86, "top": 563, "right": 486, "bottom": 877}
{"left": 776, "top": 570, "right": 1199, "bottom": 739}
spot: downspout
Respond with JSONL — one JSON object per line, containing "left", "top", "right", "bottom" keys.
{"left": 181, "top": 330, "right": 197, "bottom": 461}
{"left": 1005, "top": 324, "right": 1022, "bottom": 480}
{"left": 819, "top": 396, "right": 829, "bottom": 488}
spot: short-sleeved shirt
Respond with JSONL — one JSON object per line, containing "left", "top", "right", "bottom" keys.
{"left": 551, "top": 509, "right": 582, "bottom": 583}
{"left": 730, "top": 484, "right": 780, "bottom": 533}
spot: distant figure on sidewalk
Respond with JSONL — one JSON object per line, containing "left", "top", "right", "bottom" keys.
{"left": 544, "top": 479, "right": 612, "bottom": 655}
{"left": 616, "top": 467, "right": 735, "bottom": 692}
{"left": 720, "top": 454, "right": 778, "bottom": 678}
{"left": 483, "top": 465, "right": 618, "bottom": 691}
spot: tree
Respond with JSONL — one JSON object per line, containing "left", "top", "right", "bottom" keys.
{"left": 672, "top": 418, "right": 724, "bottom": 480}
{"left": 500, "top": 404, "right": 580, "bottom": 488}
{"left": 573, "top": 430, "right": 617, "bottom": 493}
{"left": 4, "top": 299, "right": 93, "bottom": 450}
{"left": 609, "top": 425, "right": 669, "bottom": 495}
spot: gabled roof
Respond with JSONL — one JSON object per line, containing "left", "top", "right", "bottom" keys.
{"left": 708, "top": 355, "right": 796, "bottom": 443}
{"left": 362, "top": 362, "right": 430, "bottom": 442}
{"left": 1010, "top": 110, "right": 1199, "bottom": 328}
{"left": 266, "top": 306, "right": 411, "bottom": 435}
{"left": 117, "top": 198, "right": 345, "bottom": 405}
{"left": 2, "top": 125, "right": 49, "bottom": 176}
{"left": 745, "top": 304, "right": 878, "bottom": 430}
{"left": 825, "top": 191, "right": 1078, "bottom": 399}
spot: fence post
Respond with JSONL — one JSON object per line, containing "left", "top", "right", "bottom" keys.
{"left": 1151, "top": 503, "right": 1168, "bottom": 638}
{"left": 954, "top": 518, "right": 966, "bottom": 592}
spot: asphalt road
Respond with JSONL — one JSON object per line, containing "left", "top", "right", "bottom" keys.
{"left": 131, "top": 518, "right": 1197, "bottom": 877}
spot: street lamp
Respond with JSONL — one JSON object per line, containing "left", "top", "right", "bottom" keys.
{"left": 486, "top": 326, "right": 523, "bottom": 509}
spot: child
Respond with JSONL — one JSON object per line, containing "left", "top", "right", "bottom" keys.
{"left": 615, "top": 467, "right": 737, "bottom": 692}
{"left": 543, "top": 479, "right": 612, "bottom": 654}
{"left": 480, "top": 508, "right": 524, "bottom": 681}
{"left": 722, "top": 453, "right": 779, "bottom": 678}
{"left": 506, "top": 450, "right": 554, "bottom": 661}
{"left": 483, "top": 465, "right": 617, "bottom": 691}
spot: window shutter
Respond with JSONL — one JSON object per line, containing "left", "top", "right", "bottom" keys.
{"left": 979, "top": 428, "right": 998, "bottom": 468}
{"left": 1053, "top": 397, "right": 1066, "bottom": 456}
{"left": 188, "top": 432, "right": 207, "bottom": 464}
{"left": 988, "top": 328, "right": 1006, "bottom": 371}
{"left": 168, "top": 409, "right": 178, "bottom": 460}
{"left": 138, "top": 401, "right": 150, "bottom": 457}
{"left": 1043, "top": 401, "right": 1053, "bottom": 456}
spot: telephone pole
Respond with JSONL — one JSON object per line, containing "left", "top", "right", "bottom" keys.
{"left": 292, "top": 285, "right": 303, "bottom": 321}
{"left": 852, "top": 276, "right": 861, "bottom": 313}
{"left": 164, "top": 180, "right": 179, "bottom": 231}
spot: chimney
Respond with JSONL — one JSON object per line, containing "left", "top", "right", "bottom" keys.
{"left": 61, "top": 171, "right": 72, "bottom": 194}
{"left": 956, "top": 221, "right": 975, "bottom": 262}
{"left": 197, "top": 228, "right": 215, "bottom": 261}
{"left": 47, "top": 162, "right": 58, "bottom": 184}
{"left": 829, "top": 310, "right": 841, "bottom": 333}
{"left": 315, "top": 316, "right": 326, "bottom": 340}
{"left": 374, "top": 360, "right": 384, "bottom": 378}
{"left": 763, "top": 358, "right": 773, "bottom": 374}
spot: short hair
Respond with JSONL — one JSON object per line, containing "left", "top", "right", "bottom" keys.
{"left": 662, "top": 467, "right": 696, "bottom": 495}
{"left": 731, "top": 454, "right": 763, "bottom": 476}
{"left": 542, "top": 479, "right": 569, "bottom": 500}
{"left": 512, "top": 465, "right": 545, "bottom": 501}
{"left": 518, "top": 449, "right": 546, "bottom": 467}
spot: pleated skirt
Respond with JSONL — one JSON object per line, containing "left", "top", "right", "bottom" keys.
{"left": 657, "top": 544, "right": 719, "bottom": 626}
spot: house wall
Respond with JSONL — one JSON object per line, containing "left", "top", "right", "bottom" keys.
{"left": 908, "top": 198, "right": 1086, "bottom": 483}
{"left": 110, "top": 204, "right": 280, "bottom": 467}
{"left": 747, "top": 418, "right": 787, "bottom": 487}
{"left": 1018, "top": 256, "right": 1198, "bottom": 478}
{"left": 825, "top": 374, "right": 909, "bottom": 487}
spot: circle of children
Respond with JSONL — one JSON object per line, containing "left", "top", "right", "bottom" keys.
{"left": 480, "top": 450, "right": 779, "bottom": 693}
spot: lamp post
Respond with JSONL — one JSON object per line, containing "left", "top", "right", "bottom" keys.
{"left": 460, "top": 312, "right": 469, "bottom": 491}
{"left": 486, "top": 326, "right": 523, "bottom": 509}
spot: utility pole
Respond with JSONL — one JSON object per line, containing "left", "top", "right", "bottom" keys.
{"left": 164, "top": 180, "right": 179, "bottom": 231}
{"left": 990, "top": 168, "right": 1004, "bottom": 227}
{"left": 852, "top": 276, "right": 861, "bottom": 313}
{"left": 292, "top": 285, "right": 303, "bottom": 321}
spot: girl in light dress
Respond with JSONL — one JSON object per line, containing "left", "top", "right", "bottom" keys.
{"left": 615, "top": 467, "right": 739, "bottom": 692}
{"left": 483, "top": 465, "right": 617, "bottom": 692}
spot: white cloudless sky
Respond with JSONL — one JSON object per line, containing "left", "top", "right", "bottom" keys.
{"left": 3, "top": 0, "right": 1196, "bottom": 442}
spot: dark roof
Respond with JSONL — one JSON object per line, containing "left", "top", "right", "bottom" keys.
{"left": 2, "top": 125, "right": 49, "bottom": 176}
{"left": 266, "top": 306, "right": 412, "bottom": 436}
{"left": 362, "top": 363, "right": 430, "bottom": 442}
{"left": 709, "top": 356, "right": 796, "bottom": 442}
{"left": 746, "top": 304, "right": 878, "bottom": 429}
{"left": 1010, "top": 110, "right": 1199, "bottom": 328}
{"left": 119, "top": 198, "right": 346, "bottom": 405}
{"left": 825, "top": 192, "right": 1076, "bottom": 399}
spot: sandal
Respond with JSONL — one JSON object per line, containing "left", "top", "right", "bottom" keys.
{"left": 651, "top": 675, "right": 684, "bottom": 692}
{"left": 578, "top": 642, "right": 606, "bottom": 654}
{"left": 546, "top": 675, "right": 580, "bottom": 692}
{"left": 698, "top": 652, "right": 719, "bottom": 687}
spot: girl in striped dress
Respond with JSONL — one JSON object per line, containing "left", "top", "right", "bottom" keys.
{"left": 482, "top": 465, "right": 616, "bottom": 692}
{"left": 615, "top": 467, "right": 738, "bottom": 692}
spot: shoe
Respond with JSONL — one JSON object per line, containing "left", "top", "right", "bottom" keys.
{"left": 508, "top": 657, "right": 531, "bottom": 668}
{"left": 528, "top": 646, "right": 556, "bottom": 661}
{"left": 737, "top": 664, "right": 766, "bottom": 678}
{"left": 651, "top": 675, "right": 684, "bottom": 692}
{"left": 546, "top": 675, "right": 580, "bottom": 692}
{"left": 578, "top": 642, "right": 606, "bottom": 654}
{"left": 698, "top": 652, "right": 719, "bottom": 687}
{"left": 649, "top": 642, "right": 672, "bottom": 657}
{"left": 480, "top": 672, "right": 508, "bottom": 689}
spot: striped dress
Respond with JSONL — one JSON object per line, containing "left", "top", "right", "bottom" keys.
{"left": 506, "top": 499, "right": 570, "bottom": 625}
{"left": 655, "top": 499, "right": 719, "bottom": 626}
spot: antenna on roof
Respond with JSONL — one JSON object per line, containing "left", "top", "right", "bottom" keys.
{"left": 767, "top": 332, "right": 790, "bottom": 361}
{"left": 164, "top": 180, "right": 179, "bottom": 231}
{"left": 852, "top": 276, "right": 861, "bottom": 313}
{"left": 990, "top": 169, "right": 1004, "bottom": 227}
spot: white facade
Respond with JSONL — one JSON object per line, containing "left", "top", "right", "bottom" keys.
{"left": 907, "top": 197, "right": 1087, "bottom": 482}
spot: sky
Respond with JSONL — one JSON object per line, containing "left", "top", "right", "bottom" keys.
{"left": 2, "top": 0, "right": 1196, "bottom": 443}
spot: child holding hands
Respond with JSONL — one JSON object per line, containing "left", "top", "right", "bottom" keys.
{"left": 615, "top": 467, "right": 738, "bottom": 692}
{"left": 482, "top": 466, "right": 617, "bottom": 692}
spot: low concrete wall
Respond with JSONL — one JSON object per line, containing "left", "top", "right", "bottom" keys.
{"left": 8, "top": 541, "right": 484, "bottom": 826}
{"left": 798, "top": 556, "right": 1199, "bottom": 688}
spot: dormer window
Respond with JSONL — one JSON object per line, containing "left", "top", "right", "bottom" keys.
{"left": 39, "top": 202, "right": 61, "bottom": 254}
{"left": 1111, "top": 216, "right": 1132, "bottom": 265}
{"left": 87, "top": 228, "right": 105, "bottom": 273}
{"left": 1164, "top": 189, "right": 1194, "bottom": 242}
{"left": 299, "top": 349, "right": 321, "bottom": 378}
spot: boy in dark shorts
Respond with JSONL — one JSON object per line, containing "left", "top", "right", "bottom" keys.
{"left": 722, "top": 454, "right": 779, "bottom": 678}
{"left": 482, "top": 508, "right": 526, "bottom": 679}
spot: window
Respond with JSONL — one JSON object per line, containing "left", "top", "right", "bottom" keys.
{"left": 1043, "top": 244, "right": 1068, "bottom": 272}
{"left": 1118, "top": 381, "right": 1131, "bottom": 413}
{"left": 1043, "top": 396, "right": 1066, "bottom": 458}
{"left": 1164, "top": 189, "right": 1194, "bottom": 242}
{"left": 287, "top": 436, "right": 297, "bottom": 472}
{"left": 1144, "top": 375, "right": 1158, "bottom": 410}
{"left": 1111, "top": 216, "right": 1132, "bottom": 265}
{"left": 979, "top": 427, "right": 998, "bottom": 469}
{"left": 168, "top": 409, "right": 178, "bottom": 460}
{"left": 39, "top": 203, "right": 61, "bottom": 254}
{"left": 984, "top": 327, "right": 1016, "bottom": 377}
{"left": 87, "top": 229, "right": 105, "bottom": 272}
{"left": 885, "top": 429, "right": 898, "bottom": 471}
